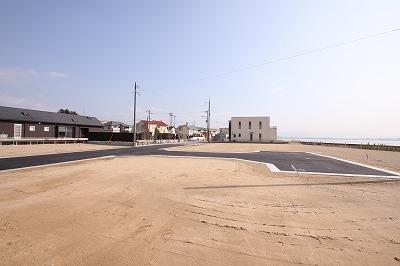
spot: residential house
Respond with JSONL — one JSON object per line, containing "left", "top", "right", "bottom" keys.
{"left": 213, "top": 128, "right": 229, "bottom": 142}
{"left": 101, "top": 121, "right": 130, "bottom": 133}
{"left": 136, "top": 120, "right": 168, "bottom": 140}
{"left": 166, "top": 126, "right": 177, "bottom": 139}
{"left": 0, "top": 105, "right": 103, "bottom": 139}
{"left": 176, "top": 124, "right": 190, "bottom": 140}
{"left": 188, "top": 125, "right": 206, "bottom": 137}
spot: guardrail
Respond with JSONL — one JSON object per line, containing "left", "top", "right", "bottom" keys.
{"left": 0, "top": 138, "right": 89, "bottom": 145}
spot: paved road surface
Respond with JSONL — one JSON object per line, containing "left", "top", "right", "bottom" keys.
{"left": 0, "top": 144, "right": 396, "bottom": 177}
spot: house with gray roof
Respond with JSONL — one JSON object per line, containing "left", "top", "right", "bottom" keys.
{"left": 101, "top": 121, "right": 131, "bottom": 133}
{"left": 0, "top": 106, "right": 103, "bottom": 139}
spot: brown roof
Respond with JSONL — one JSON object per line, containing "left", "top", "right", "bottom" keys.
{"left": 139, "top": 120, "right": 168, "bottom": 127}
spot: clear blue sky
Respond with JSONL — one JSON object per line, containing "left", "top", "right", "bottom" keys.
{"left": 1, "top": 0, "right": 399, "bottom": 138}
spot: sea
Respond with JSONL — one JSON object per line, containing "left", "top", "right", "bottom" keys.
{"left": 279, "top": 137, "right": 400, "bottom": 147}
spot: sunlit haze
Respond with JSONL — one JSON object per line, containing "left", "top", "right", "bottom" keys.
{"left": 1, "top": 0, "right": 399, "bottom": 138}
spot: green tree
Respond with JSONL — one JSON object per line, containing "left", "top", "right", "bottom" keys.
{"left": 58, "top": 109, "right": 78, "bottom": 115}
{"left": 154, "top": 127, "right": 161, "bottom": 140}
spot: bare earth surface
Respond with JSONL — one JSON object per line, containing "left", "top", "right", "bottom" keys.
{"left": 1, "top": 153, "right": 400, "bottom": 265}
{"left": 0, "top": 143, "right": 128, "bottom": 158}
{"left": 168, "top": 142, "right": 400, "bottom": 173}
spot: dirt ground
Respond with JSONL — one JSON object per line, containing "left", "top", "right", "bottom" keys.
{"left": 0, "top": 143, "right": 128, "bottom": 158}
{"left": 1, "top": 154, "right": 400, "bottom": 265}
{"left": 168, "top": 142, "right": 400, "bottom": 173}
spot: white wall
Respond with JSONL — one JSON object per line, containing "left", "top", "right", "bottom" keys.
{"left": 230, "top": 117, "right": 277, "bottom": 142}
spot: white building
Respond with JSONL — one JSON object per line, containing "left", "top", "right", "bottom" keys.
{"left": 177, "top": 124, "right": 220, "bottom": 141}
{"left": 101, "top": 121, "right": 130, "bottom": 133}
{"left": 167, "top": 126, "right": 176, "bottom": 135}
{"left": 188, "top": 125, "right": 206, "bottom": 137}
{"left": 229, "top": 117, "right": 277, "bottom": 142}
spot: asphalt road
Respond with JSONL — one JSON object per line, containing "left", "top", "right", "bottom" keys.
{"left": 0, "top": 144, "right": 396, "bottom": 177}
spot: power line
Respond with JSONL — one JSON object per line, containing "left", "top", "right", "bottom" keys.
{"left": 151, "top": 111, "right": 204, "bottom": 115}
{"left": 150, "top": 27, "right": 400, "bottom": 91}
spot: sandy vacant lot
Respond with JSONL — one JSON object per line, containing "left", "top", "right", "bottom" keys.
{"left": 168, "top": 143, "right": 400, "bottom": 173}
{"left": 1, "top": 155, "right": 400, "bottom": 265}
{"left": 0, "top": 143, "right": 128, "bottom": 158}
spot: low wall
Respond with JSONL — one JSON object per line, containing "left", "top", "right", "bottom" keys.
{"left": 88, "top": 132, "right": 134, "bottom": 142}
{"left": 88, "top": 132, "right": 183, "bottom": 144}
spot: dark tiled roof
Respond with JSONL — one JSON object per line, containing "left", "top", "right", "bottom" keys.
{"left": 0, "top": 106, "right": 103, "bottom": 127}
{"left": 102, "top": 121, "right": 129, "bottom": 127}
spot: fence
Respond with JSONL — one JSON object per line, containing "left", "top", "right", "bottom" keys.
{"left": 0, "top": 138, "right": 88, "bottom": 145}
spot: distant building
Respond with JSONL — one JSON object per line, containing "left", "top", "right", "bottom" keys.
{"left": 167, "top": 126, "right": 176, "bottom": 135}
{"left": 0, "top": 105, "right": 103, "bottom": 139}
{"left": 209, "top": 128, "right": 219, "bottom": 138}
{"left": 188, "top": 125, "right": 205, "bottom": 137}
{"left": 176, "top": 124, "right": 219, "bottom": 141}
{"left": 229, "top": 117, "right": 277, "bottom": 142}
{"left": 213, "top": 128, "right": 229, "bottom": 142}
{"left": 187, "top": 126, "right": 216, "bottom": 137}
{"left": 136, "top": 120, "right": 168, "bottom": 140}
{"left": 101, "top": 121, "right": 130, "bottom": 133}
{"left": 177, "top": 124, "right": 190, "bottom": 140}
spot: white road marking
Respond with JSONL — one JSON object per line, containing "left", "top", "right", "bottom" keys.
{"left": 306, "top": 152, "right": 400, "bottom": 177}
{"left": 160, "top": 148, "right": 261, "bottom": 153}
{"left": 149, "top": 154, "right": 400, "bottom": 179}
{"left": 0, "top": 155, "right": 116, "bottom": 174}
{"left": 265, "top": 163, "right": 280, "bottom": 172}
{"left": 2, "top": 151, "right": 398, "bottom": 179}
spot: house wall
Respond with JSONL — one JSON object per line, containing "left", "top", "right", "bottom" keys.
{"left": 0, "top": 120, "right": 102, "bottom": 138}
{"left": 230, "top": 117, "right": 277, "bottom": 142}
{"left": 23, "top": 123, "right": 57, "bottom": 138}
{"left": 75, "top": 127, "right": 80, "bottom": 138}
{"left": 0, "top": 121, "right": 14, "bottom": 137}
{"left": 137, "top": 122, "right": 168, "bottom": 135}
{"left": 0, "top": 121, "right": 57, "bottom": 138}
{"left": 177, "top": 126, "right": 189, "bottom": 139}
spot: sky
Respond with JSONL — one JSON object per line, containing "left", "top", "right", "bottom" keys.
{"left": 0, "top": 0, "right": 400, "bottom": 138}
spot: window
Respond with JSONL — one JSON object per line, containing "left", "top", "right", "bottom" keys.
{"left": 58, "top": 126, "right": 66, "bottom": 138}
{"left": 259, "top": 133, "right": 262, "bottom": 141}
{"left": 238, "top": 133, "right": 241, "bottom": 138}
{"left": 44, "top": 126, "right": 50, "bottom": 132}
{"left": 259, "top": 121, "right": 262, "bottom": 129}
{"left": 249, "top": 121, "right": 252, "bottom": 129}
{"left": 233, "top": 134, "right": 236, "bottom": 138}
{"left": 58, "top": 126, "right": 74, "bottom": 138}
{"left": 29, "top": 126, "right": 35, "bottom": 131}
{"left": 66, "top": 127, "right": 74, "bottom": 137}
{"left": 238, "top": 121, "right": 241, "bottom": 129}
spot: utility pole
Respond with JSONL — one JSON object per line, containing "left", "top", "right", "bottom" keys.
{"left": 146, "top": 109, "right": 152, "bottom": 144}
{"left": 132, "top": 82, "right": 139, "bottom": 146}
{"left": 169, "top": 113, "right": 174, "bottom": 126}
{"left": 207, "top": 98, "right": 211, "bottom": 143}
